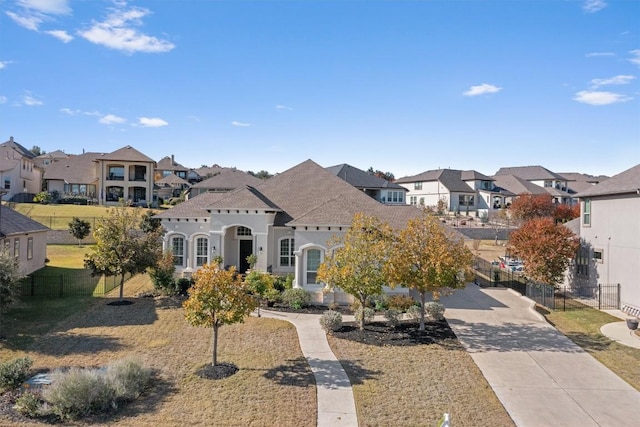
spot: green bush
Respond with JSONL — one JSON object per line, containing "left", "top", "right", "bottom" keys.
{"left": 407, "top": 305, "right": 422, "bottom": 322}
{"left": 273, "top": 273, "right": 294, "bottom": 292}
{"left": 387, "top": 295, "right": 416, "bottom": 312}
{"left": 0, "top": 357, "right": 33, "bottom": 392}
{"left": 384, "top": 309, "right": 402, "bottom": 328}
{"left": 176, "top": 278, "right": 193, "bottom": 295}
{"left": 104, "top": 358, "right": 152, "bottom": 401}
{"left": 13, "top": 391, "right": 43, "bottom": 417}
{"left": 281, "top": 288, "right": 310, "bottom": 309}
{"left": 263, "top": 287, "right": 281, "bottom": 306}
{"left": 319, "top": 310, "right": 343, "bottom": 333}
{"left": 44, "top": 368, "right": 114, "bottom": 419}
{"left": 367, "top": 294, "right": 388, "bottom": 311}
{"left": 354, "top": 306, "right": 375, "bottom": 325}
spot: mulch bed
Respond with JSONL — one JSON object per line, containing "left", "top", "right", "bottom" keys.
{"left": 332, "top": 320, "right": 457, "bottom": 346}
{"left": 195, "top": 363, "right": 239, "bottom": 380}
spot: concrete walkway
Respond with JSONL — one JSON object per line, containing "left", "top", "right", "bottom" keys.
{"left": 440, "top": 284, "right": 640, "bottom": 427}
{"left": 260, "top": 310, "right": 358, "bottom": 427}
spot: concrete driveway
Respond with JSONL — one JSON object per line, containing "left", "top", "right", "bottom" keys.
{"left": 440, "top": 284, "right": 640, "bottom": 427}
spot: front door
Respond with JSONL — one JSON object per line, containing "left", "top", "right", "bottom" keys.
{"left": 239, "top": 240, "right": 253, "bottom": 273}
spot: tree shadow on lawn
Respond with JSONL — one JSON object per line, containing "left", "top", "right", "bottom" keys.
{"left": 28, "top": 332, "right": 126, "bottom": 356}
{"left": 262, "top": 357, "right": 316, "bottom": 387}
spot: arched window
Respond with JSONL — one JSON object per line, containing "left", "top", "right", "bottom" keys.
{"left": 171, "top": 236, "right": 185, "bottom": 266}
{"left": 196, "top": 237, "right": 208, "bottom": 266}
{"left": 237, "top": 226, "right": 252, "bottom": 236}
{"left": 279, "top": 238, "right": 295, "bottom": 267}
{"left": 306, "top": 248, "right": 322, "bottom": 284}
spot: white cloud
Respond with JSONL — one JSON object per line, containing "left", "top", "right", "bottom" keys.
{"left": 231, "top": 121, "right": 252, "bottom": 127}
{"left": 138, "top": 117, "right": 168, "bottom": 127}
{"left": 585, "top": 52, "right": 614, "bottom": 58}
{"left": 590, "top": 75, "right": 635, "bottom": 88}
{"left": 0, "top": 61, "right": 11, "bottom": 70}
{"left": 463, "top": 83, "right": 502, "bottom": 97}
{"left": 276, "top": 104, "right": 293, "bottom": 111}
{"left": 6, "top": 10, "right": 42, "bottom": 31}
{"left": 0, "top": 96, "right": 7, "bottom": 104}
{"left": 573, "top": 90, "right": 632, "bottom": 105}
{"left": 18, "top": 0, "right": 71, "bottom": 15}
{"left": 99, "top": 114, "right": 126, "bottom": 124}
{"left": 23, "top": 93, "right": 43, "bottom": 106}
{"left": 60, "top": 107, "right": 80, "bottom": 115}
{"left": 45, "top": 30, "right": 73, "bottom": 43}
{"left": 78, "top": 6, "right": 175, "bottom": 54}
{"left": 629, "top": 50, "right": 640, "bottom": 67}
{"left": 583, "top": 0, "right": 607, "bottom": 13}
{"left": 83, "top": 111, "right": 102, "bottom": 117}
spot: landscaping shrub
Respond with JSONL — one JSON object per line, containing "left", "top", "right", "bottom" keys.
{"left": 354, "top": 306, "right": 375, "bottom": 325}
{"left": 104, "top": 358, "right": 152, "bottom": 401}
{"left": 424, "top": 302, "right": 445, "bottom": 320}
{"left": 387, "top": 295, "right": 416, "bottom": 312}
{"left": 149, "top": 252, "right": 177, "bottom": 295}
{"left": 281, "top": 288, "right": 310, "bottom": 309}
{"left": 367, "top": 294, "right": 388, "bottom": 311}
{"left": 319, "top": 310, "right": 343, "bottom": 333}
{"left": 406, "top": 305, "right": 422, "bottom": 322}
{"left": 263, "top": 287, "right": 281, "bottom": 306}
{"left": 44, "top": 367, "right": 114, "bottom": 419}
{"left": 0, "top": 357, "right": 33, "bottom": 392}
{"left": 274, "top": 273, "right": 295, "bottom": 292}
{"left": 384, "top": 309, "right": 401, "bottom": 328}
{"left": 176, "top": 277, "right": 193, "bottom": 295}
{"left": 13, "top": 391, "right": 42, "bottom": 417}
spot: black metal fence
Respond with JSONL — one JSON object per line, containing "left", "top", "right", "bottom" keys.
{"left": 474, "top": 256, "right": 620, "bottom": 311}
{"left": 19, "top": 270, "right": 132, "bottom": 298}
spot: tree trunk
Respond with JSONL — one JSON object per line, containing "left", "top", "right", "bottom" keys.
{"left": 358, "top": 296, "right": 367, "bottom": 330}
{"left": 119, "top": 274, "right": 125, "bottom": 301}
{"left": 212, "top": 323, "right": 219, "bottom": 366}
{"left": 419, "top": 292, "right": 426, "bottom": 331}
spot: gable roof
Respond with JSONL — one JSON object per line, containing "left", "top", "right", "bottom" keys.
{"left": 491, "top": 175, "right": 548, "bottom": 196}
{"left": 575, "top": 164, "right": 640, "bottom": 198}
{"left": 190, "top": 169, "right": 262, "bottom": 190}
{"left": 157, "top": 156, "right": 188, "bottom": 172}
{"left": 0, "top": 137, "right": 36, "bottom": 159}
{"left": 494, "top": 165, "right": 565, "bottom": 181}
{"left": 0, "top": 205, "right": 49, "bottom": 237}
{"left": 326, "top": 164, "right": 405, "bottom": 190}
{"left": 157, "top": 173, "right": 190, "bottom": 186}
{"left": 97, "top": 145, "right": 155, "bottom": 163}
{"left": 396, "top": 169, "right": 476, "bottom": 193}
{"left": 558, "top": 172, "right": 606, "bottom": 184}
{"left": 43, "top": 152, "right": 102, "bottom": 183}
{"left": 156, "top": 192, "right": 230, "bottom": 219}
{"left": 192, "top": 164, "right": 229, "bottom": 178}
{"left": 460, "top": 170, "right": 493, "bottom": 181}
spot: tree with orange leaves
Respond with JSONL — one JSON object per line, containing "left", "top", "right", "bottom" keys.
{"left": 510, "top": 194, "right": 555, "bottom": 221}
{"left": 553, "top": 203, "right": 580, "bottom": 223}
{"left": 509, "top": 217, "right": 579, "bottom": 286}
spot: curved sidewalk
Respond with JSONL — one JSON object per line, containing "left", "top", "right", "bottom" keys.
{"left": 440, "top": 284, "right": 640, "bottom": 427}
{"left": 260, "top": 310, "right": 358, "bottom": 427}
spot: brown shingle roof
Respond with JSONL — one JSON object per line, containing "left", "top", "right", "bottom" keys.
{"left": 491, "top": 175, "right": 548, "bottom": 196}
{"left": 0, "top": 205, "right": 49, "bottom": 236}
{"left": 576, "top": 164, "right": 640, "bottom": 198}
{"left": 155, "top": 192, "right": 229, "bottom": 219}
{"left": 191, "top": 169, "right": 262, "bottom": 190}
{"left": 43, "top": 152, "right": 102, "bottom": 183}
{"left": 156, "top": 156, "right": 188, "bottom": 172}
{"left": 98, "top": 145, "right": 155, "bottom": 163}
{"left": 494, "top": 165, "right": 565, "bottom": 181}
{"left": 157, "top": 173, "right": 190, "bottom": 186}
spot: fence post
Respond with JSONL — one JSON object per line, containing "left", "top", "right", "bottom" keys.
{"left": 617, "top": 283, "right": 621, "bottom": 309}
{"left": 598, "top": 284, "right": 602, "bottom": 310}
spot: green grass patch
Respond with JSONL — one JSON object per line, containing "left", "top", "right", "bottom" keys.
{"left": 539, "top": 306, "right": 640, "bottom": 391}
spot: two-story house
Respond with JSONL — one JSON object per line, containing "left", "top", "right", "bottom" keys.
{"left": 0, "top": 137, "right": 43, "bottom": 202}
{"left": 495, "top": 165, "right": 574, "bottom": 205}
{"left": 572, "top": 164, "right": 640, "bottom": 315}
{"left": 188, "top": 169, "right": 263, "bottom": 198}
{"left": 326, "top": 164, "right": 408, "bottom": 204}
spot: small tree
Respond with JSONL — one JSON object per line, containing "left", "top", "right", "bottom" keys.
{"left": 244, "top": 270, "right": 275, "bottom": 316}
{"left": 553, "top": 204, "right": 580, "bottom": 224}
{"left": 386, "top": 213, "right": 473, "bottom": 331}
{"left": 317, "top": 213, "right": 393, "bottom": 330}
{"left": 487, "top": 209, "right": 510, "bottom": 245}
{"left": 85, "top": 208, "right": 162, "bottom": 301}
{"left": 140, "top": 210, "right": 162, "bottom": 233}
{"left": 149, "top": 251, "right": 176, "bottom": 295}
{"left": 68, "top": 217, "right": 91, "bottom": 246}
{"left": 509, "top": 217, "right": 579, "bottom": 286}
{"left": 0, "top": 250, "right": 23, "bottom": 338}
{"left": 183, "top": 265, "right": 257, "bottom": 366}
{"left": 33, "top": 191, "right": 52, "bottom": 204}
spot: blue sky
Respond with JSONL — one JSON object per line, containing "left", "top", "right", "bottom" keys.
{"left": 1, "top": 0, "right": 638, "bottom": 178}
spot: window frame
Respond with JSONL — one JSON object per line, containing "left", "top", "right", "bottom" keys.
{"left": 582, "top": 198, "right": 591, "bottom": 226}
{"left": 27, "top": 237, "right": 33, "bottom": 260}
{"left": 195, "top": 237, "right": 208, "bottom": 267}
{"left": 171, "top": 236, "right": 185, "bottom": 266}
{"left": 305, "top": 248, "right": 323, "bottom": 284}
{"left": 279, "top": 237, "right": 295, "bottom": 267}
{"left": 13, "top": 238, "right": 20, "bottom": 260}
{"left": 414, "top": 182, "right": 422, "bottom": 190}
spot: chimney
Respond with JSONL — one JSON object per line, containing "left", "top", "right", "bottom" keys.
{"left": 9, "top": 136, "right": 13, "bottom": 142}
{"left": 171, "top": 154, "right": 175, "bottom": 165}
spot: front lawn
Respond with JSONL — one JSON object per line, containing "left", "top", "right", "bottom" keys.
{"left": 539, "top": 306, "right": 640, "bottom": 391}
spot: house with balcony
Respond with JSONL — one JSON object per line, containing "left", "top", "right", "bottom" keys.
{"left": 154, "top": 159, "right": 425, "bottom": 302}
{"left": 0, "top": 137, "right": 43, "bottom": 202}
{"left": 326, "top": 163, "right": 408, "bottom": 204}
{"left": 43, "top": 152, "right": 102, "bottom": 201}
{"left": 571, "top": 164, "right": 640, "bottom": 314}
{"left": 96, "top": 146, "right": 156, "bottom": 206}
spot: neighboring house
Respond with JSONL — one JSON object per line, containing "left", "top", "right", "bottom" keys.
{"left": 189, "top": 164, "right": 229, "bottom": 183}
{"left": 34, "top": 150, "right": 69, "bottom": 170}
{"left": 188, "top": 169, "right": 262, "bottom": 198}
{"left": 490, "top": 174, "right": 548, "bottom": 207}
{"left": 95, "top": 146, "right": 156, "bottom": 206}
{"left": 155, "top": 155, "right": 189, "bottom": 181}
{"left": 326, "top": 163, "right": 408, "bottom": 204}
{"left": 0, "top": 137, "right": 43, "bottom": 202}
{"left": 42, "top": 152, "right": 102, "bottom": 200}
{"left": 495, "top": 165, "right": 573, "bottom": 205}
{"left": 395, "top": 168, "right": 505, "bottom": 215}
{"left": 155, "top": 159, "right": 424, "bottom": 302}
{"left": 0, "top": 204, "right": 49, "bottom": 275}
{"left": 571, "top": 164, "right": 640, "bottom": 314}
{"left": 156, "top": 173, "right": 191, "bottom": 201}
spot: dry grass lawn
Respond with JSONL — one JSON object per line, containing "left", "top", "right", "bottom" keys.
{"left": 1, "top": 276, "right": 316, "bottom": 426}
{"left": 327, "top": 326, "right": 514, "bottom": 427}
